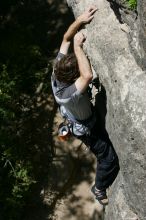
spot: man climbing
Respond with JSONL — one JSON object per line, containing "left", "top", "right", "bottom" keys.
{"left": 51, "top": 6, "right": 120, "bottom": 205}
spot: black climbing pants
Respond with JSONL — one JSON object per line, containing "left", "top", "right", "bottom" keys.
{"left": 76, "top": 121, "right": 120, "bottom": 190}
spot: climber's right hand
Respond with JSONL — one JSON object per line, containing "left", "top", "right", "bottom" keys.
{"left": 74, "top": 32, "right": 86, "bottom": 47}
{"left": 77, "top": 6, "right": 98, "bottom": 24}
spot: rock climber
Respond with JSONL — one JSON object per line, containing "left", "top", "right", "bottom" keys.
{"left": 51, "top": 6, "right": 120, "bottom": 205}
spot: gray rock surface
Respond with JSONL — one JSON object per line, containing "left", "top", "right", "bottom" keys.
{"left": 108, "top": 0, "right": 146, "bottom": 70}
{"left": 137, "top": 0, "right": 146, "bottom": 69}
{"left": 67, "top": 0, "right": 146, "bottom": 219}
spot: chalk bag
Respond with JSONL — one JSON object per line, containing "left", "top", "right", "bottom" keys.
{"left": 58, "top": 122, "right": 71, "bottom": 141}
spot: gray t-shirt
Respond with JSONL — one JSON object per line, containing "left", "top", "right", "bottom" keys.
{"left": 51, "top": 53, "right": 92, "bottom": 121}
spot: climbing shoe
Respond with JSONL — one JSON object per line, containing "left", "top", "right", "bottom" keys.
{"left": 91, "top": 185, "right": 108, "bottom": 206}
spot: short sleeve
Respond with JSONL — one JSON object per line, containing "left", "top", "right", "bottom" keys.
{"left": 56, "top": 83, "right": 77, "bottom": 99}
{"left": 71, "top": 87, "right": 84, "bottom": 103}
{"left": 55, "top": 81, "right": 83, "bottom": 101}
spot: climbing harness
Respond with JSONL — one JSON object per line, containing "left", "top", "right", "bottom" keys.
{"left": 58, "top": 105, "right": 96, "bottom": 140}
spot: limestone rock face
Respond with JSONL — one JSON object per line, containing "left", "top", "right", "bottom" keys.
{"left": 67, "top": 0, "right": 146, "bottom": 219}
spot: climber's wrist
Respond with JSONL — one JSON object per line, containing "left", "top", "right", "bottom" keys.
{"left": 74, "top": 44, "right": 81, "bottom": 50}
{"left": 76, "top": 16, "right": 84, "bottom": 25}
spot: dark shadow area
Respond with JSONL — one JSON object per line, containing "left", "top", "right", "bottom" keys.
{"left": 0, "top": 0, "right": 75, "bottom": 220}
{"left": 107, "top": 0, "right": 124, "bottom": 24}
{"left": 92, "top": 78, "right": 107, "bottom": 131}
{"left": 93, "top": 78, "right": 115, "bottom": 148}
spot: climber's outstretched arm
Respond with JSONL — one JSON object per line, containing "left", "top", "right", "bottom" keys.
{"left": 74, "top": 32, "right": 93, "bottom": 93}
{"left": 59, "top": 6, "right": 97, "bottom": 55}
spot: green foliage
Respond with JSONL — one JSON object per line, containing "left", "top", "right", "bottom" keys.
{"left": 126, "top": 0, "right": 137, "bottom": 9}
{"left": 0, "top": 61, "right": 47, "bottom": 219}
{"left": 0, "top": 156, "right": 35, "bottom": 219}
{"left": 0, "top": 65, "right": 15, "bottom": 120}
{"left": 0, "top": 1, "right": 50, "bottom": 219}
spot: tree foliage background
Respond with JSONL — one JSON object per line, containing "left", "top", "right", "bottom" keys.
{"left": 0, "top": 0, "right": 73, "bottom": 219}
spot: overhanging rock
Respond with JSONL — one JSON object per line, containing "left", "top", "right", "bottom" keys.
{"left": 66, "top": 0, "right": 146, "bottom": 219}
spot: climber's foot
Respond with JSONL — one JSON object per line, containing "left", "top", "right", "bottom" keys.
{"left": 91, "top": 185, "right": 108, "bottom": 206}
